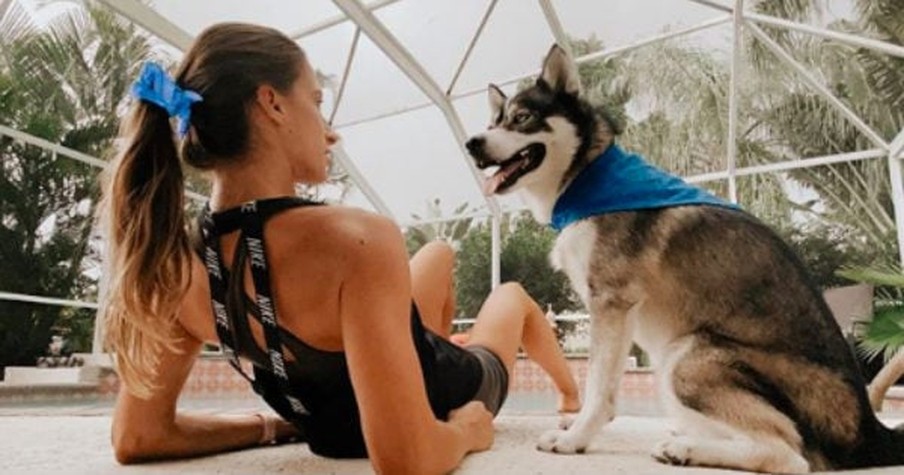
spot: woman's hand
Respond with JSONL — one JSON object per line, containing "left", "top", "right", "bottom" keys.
{"left": 448, "top": 401, "right": 494, "bottom": 453}
{"left": 273, "top": 417, "right": 303, "bottom": 443}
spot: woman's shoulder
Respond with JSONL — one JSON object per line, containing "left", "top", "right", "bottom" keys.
{"left": 267, "top": 204, "right": 402, "bottom": 257}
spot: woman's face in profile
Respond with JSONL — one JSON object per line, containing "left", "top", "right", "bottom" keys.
{"left": 282, "top": 61, "right": 338, "bottom": 184}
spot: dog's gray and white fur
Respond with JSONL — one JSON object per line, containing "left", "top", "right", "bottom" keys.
{"left": 465, "top": 45, "right": 904, "bottom": 473}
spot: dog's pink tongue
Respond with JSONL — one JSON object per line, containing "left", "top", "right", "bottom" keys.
{"left": 483, "top": 160, "right": 524, "bottom": 195}
{"left": 483, "top": 173, "right": 505, "bottom": 196}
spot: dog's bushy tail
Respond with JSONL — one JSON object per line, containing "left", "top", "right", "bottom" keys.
{"left": 862, "top": 421, "right": 904, "bottom": 466}
{"left": 891, "top": 423, "right": 904, "bottom": 465}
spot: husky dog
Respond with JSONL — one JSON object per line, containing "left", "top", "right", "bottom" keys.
{"left": 465, "top": 45, "right": 904, "bottom": 472}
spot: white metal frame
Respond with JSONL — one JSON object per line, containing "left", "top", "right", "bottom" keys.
{"left": 331, "top": 0, "right": 502, "bottom": 216}
{"left": 686, "top": 149, "right": 889, "bottom": 183}
{"left": 538, "top": 0, "right": 572, "bottom": 57}
{"left": 96, "top": 0, "right": 192, "bottom": 50}
{"left": 0, "top": 291, "right": 98, "bottom": 310}
{"left": 725, "top": 0, "right": 743, "bottom": 203}
{"left": 327, "top": 26, "right": 361, "bottom": 126}
{"left": 746, "top": 23, "right": 888, "bottom": 149}
{"left": 320, "top": 25, "right": 400, "bottom": 219}
{"left": 446, "top": 0, "right": 498, "bottom": 96}
{"left": 335, "top": 15, "right": 734, "bottom": 130}
{"left": 331, "top": 0, "right": 504, "bottom": 288}
{"left": 290, "top": 0, "right": 401, "bottom": 40}
{"left": 688, "top": 0, "right": 903, "bottom": 263}
{"left": 2, "top": 0, "right": 904, "bottom": 338}
{"left": 690, "top": 0, "right": 904, "bottom": 59}
{"left": 889, "top": 130, "right": 904, "bottom": 266}
{"left": 1, "top": 124, "right": 204, "bottom": 202}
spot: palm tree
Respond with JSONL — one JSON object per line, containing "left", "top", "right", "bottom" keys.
{"left": 0, "top": 3, "right": 156, "bottom": 372}
{"left": 615, "top": 41, "right": 794, "bottom": 226}
{"left": 607, "top": 1, "right": 902, "bottom": 260}
{"left": 745, "top": 0, "right": 903, "bottom": 263}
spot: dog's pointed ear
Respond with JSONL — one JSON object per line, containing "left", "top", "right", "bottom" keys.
{"left": 538, "top": 44, "right": 581, "bottom": 96}
{"left": 488, "top": 83, "right": 506, "bottom": 125}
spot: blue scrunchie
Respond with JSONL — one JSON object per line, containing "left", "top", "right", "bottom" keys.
{"left": 131, "top": 62, "right": 202, "bottom": 138}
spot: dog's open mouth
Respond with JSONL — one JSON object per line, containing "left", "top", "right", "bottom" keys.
{"left": 480, "top": 143, "right": 546, "bottom": 195}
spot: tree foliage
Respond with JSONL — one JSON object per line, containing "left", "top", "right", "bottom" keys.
{"left": 454, "top": 214, "right": 579, "bottom": 319}
{"left": 741, "top": 0, "right": 903, "bottom": 265}
{"left": 0, "top": 4, "right": 155, "bottom": 373}
{"left": 778, "top": 222, "right": 885, "bottom": 290}
{"left": 610, "top": 3, "right": 902, "bottom": 272}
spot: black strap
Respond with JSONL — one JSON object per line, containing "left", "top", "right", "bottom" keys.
{"left": 200, "top": 212, "right": 251, "bottom": 384}
{"left": 200, "top": 197, "right": 319, "bottom": 417}
{"left": 240, "top": 200, "right": 309, "bottom": 415}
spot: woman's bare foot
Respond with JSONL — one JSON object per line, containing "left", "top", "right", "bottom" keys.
{"left": 557, "top": 391, "right": 581, "bottom": 413}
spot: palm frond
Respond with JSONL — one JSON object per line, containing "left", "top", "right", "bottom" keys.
{"left": 0, "top": 1, "right": 37, "bottom": 48}
{"left": 3, "top": 1, "right": 155, "bottom": 146}
{"left": 838, "top": 265, "right": 904, "bottom": 288}
{"left": 747, "top": 0, "right": 823, "bottom": 72}
{"left": 857, "top": 304, "right": 904, "bottom": 363}
{"left": 854, "top": 0, "right": 904, "bottom": 44}
{"left": 617, "top": 41, "right": 734, "bottom": 176}
{"left": 857, "top": 52, "right": 904, "bottom": 119}
{"left": 751, "top": 0, "right": 821, "bottom": 22}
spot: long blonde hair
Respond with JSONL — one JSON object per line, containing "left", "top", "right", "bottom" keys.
{"left": 99, "top": 23, "right": 305, "bottom": 398}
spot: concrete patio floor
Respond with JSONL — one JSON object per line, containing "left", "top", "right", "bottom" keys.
{"left": 2, "top": 412, "right": 903, "bottom": 474}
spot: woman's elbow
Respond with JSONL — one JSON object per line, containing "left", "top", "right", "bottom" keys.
{"left": 112, "top": 427, "right": 159, "bottom": 464}
{"left": 112, "top": 438, "right": 141, "bottom": 465}
{"left": 372, "top": 457, "right": 443, "bottom": 475}
{"left": 114, "top": 447, "right": 142, "bottom": 465}
{"left": 370, "top": 444, "right": 460, "bottom": 475}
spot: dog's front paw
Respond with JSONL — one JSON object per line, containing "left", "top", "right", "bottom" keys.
{"left": 537, "top": 429, "right": 588, "bottom": 454}
{"left": 652, "top": 439, "right": 692, "bottom": 466}
{"left": 558, "top": 414, "right": 575, "bottom": 430}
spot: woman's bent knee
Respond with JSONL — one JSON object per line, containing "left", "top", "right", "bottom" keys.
{"left": 495, "top": 281, "right": 527, "bottom": 298}
{"left": 419, "top": 240, "right": 455, "bottom": 261}
{"left": 412, "top": 241, "right": 455, "bottom": 274}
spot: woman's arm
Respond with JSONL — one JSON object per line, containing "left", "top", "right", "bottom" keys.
{"left": 335, "top": 214, "right": 493, "bottom": 474}
{"left": 111, "top": 264, "right": 295, "bottom": 463}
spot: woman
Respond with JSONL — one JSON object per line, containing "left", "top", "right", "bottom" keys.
{"left": 100, "top": 22, "right": 579, "bottom": 474}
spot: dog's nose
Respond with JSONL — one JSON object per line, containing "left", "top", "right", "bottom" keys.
{"left": 465, "top": 136, "right": 484, "bottom": 155}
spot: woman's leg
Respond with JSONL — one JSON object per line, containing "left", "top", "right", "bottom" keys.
{"left": 467, "top": 282, "right": 580, "bottom": 412}
{"left": 410, "top": 244, "right": 579, "bottom": 411}
{"left": 409, "top": 241, "right": 456, "bottom": 338}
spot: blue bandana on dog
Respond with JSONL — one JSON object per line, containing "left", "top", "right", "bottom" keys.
{"left": 550, "top": 145, "right": 740, "bottom": 232}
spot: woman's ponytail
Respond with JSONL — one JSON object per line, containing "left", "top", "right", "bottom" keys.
{"left": 99, "top": 100, "right": 191, "bottom": 399}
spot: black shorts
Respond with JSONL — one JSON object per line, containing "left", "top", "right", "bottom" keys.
{"left": 465, "top": 345, "right": 509, "bottom": 415}
{"left": 415, "top": 305, "right": 510, "bottom": 418}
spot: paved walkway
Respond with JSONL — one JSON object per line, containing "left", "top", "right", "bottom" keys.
{"left": 2, "top": 413, "right": 903, "bottom": 474}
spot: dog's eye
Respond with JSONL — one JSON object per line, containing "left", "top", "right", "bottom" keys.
{"left": 512, "top": 111, "right": 532, "bottom": 125}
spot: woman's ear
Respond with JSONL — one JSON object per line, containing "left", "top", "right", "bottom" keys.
{"left": 255, "top": 84, "right": 286, "bottom": 124}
